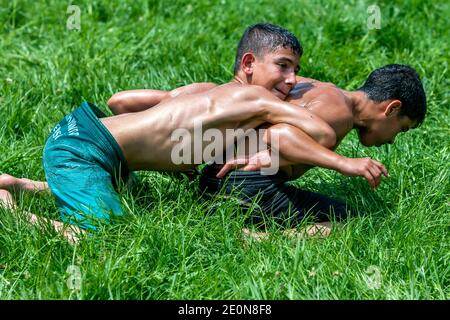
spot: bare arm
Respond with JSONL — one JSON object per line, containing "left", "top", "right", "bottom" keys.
{"left": 107, "top": 82, "right": 217, "bottom": 114}
{"left": 218, "top": 88, "right": 388, "bottom": 188}
{"left": 215, "top": 124, "right": 340, "bottom": 177}
{"left": 218, "top": 124, "right": 388, "bottom": 189}
{"left": 268, "top": 125, "right": 388, "bottom": 188}
{"left": 264, "top": 124, "right": 342, "bottom": 169}
{"left": 255, "top": 90, "right": 337, "bottom": 148}
{"left": 107, "top": 89, "right": 169, "bottom": 114}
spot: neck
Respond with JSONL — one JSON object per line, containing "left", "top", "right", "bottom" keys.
{"left": 344, "top": 90, "right": 372, "bottom": 129}
{"left": 233, "top": 72, "right": 250, "bottom": 85}
{"left": 232, "top": 76, "right": 244, "bottom": 84}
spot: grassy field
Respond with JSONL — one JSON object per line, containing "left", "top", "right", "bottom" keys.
{"left": 0, "top": 0, "right": 448, "bottom": 299}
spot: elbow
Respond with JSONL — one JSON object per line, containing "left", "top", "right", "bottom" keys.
{"left": 317, "top": 126, "right": 336, "bottom": 149}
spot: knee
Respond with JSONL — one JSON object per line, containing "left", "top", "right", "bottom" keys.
{"left": 0, "top": 189, "right": 16, "bottom": 210}
{"left": 0, "top": 173, "right": 20, "bottom": 190}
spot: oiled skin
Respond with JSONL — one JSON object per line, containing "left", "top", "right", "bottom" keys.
{"left": 101, "top": 82, "right": 333, "bottom": 172}
{"left": 275, "top": 77, "right": 355, "bottom": 178}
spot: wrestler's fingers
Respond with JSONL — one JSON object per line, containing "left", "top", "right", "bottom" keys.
{"left": 367, "top": 166, "right": 381, "bottom": 188}
{"left": 216, "top": 164, "right": 234, "bottom": 178}
{"left": 216, "top": 158, "right": 248, "bottom": 178}
{"left": 372, "top": 160, "right": 389, "bottom": 177}
{"left": 240, "top": 163, "right": 260, "bottom": 172}
{"left": 363, "top": 171, "right": 376, "bottom": 189}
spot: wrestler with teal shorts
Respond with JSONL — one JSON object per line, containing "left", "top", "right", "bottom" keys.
{"left": 43, "top": 101, "right": 130, "bottom": 230}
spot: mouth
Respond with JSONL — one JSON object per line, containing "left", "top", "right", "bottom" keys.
{"left": 273, "top": 88, "right": 288, "bottom": 99}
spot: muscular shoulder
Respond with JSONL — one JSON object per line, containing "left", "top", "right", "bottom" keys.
{"left": 311, "top": 86, "right": 348, "bottom": 108}
{"left": 216, "top": 83, "right": 275, "bottom": 101}
{"left": 170, "top": 82, "right": 217, "bottom": 97}
{"left": 289, "top": 79, "right": 351, "bottom": 118}
{"left": 307, "top": 87, "right": 354, "bottom": 136}
{"left": 239, "top": 84, "right": 273, "bottom": 97}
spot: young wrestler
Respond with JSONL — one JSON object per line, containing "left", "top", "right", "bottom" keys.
{"left": 203, "top": 64, "right": 426, "bottom": 236}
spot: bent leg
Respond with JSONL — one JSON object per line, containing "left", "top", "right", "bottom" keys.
{"left": 244, "top": 185, "right": 350, "bottom": 238}
{"left": 46, "top": 163, "right": 124, "bottom": 230}
{"left": 242, "top": 221, "right": 332, "bottom": 243}
{"left": 283, "top": 186, "right": 351, "bottom": 223}
{"left": 0, "top": 188, "right": 84, "bottom": 244}
{"left": 0, "top": 173, "right": 49, "bottom": 194}
{"left": 199, "top": 166, "right": 337, "bottom": 240}
{"left": 42, "top": 101, "right": 130, "bottom": 231}
{"left": 0, "top": 189, "right": 16, "bottom": 209}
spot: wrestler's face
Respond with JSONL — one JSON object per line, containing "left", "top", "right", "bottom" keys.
{"left": 249, "top": 48, "right": 300, "bottom": 100}
{"left": 358, "top": 113, "right": 416, "bottom": 147}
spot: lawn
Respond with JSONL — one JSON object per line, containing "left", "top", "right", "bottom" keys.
{"left": 0, "top": 0, "right": 448, "bottom": 299}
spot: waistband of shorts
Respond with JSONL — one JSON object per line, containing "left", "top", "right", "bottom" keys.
{"left": 74, "top": 101, "right": 130, "bottom": 178}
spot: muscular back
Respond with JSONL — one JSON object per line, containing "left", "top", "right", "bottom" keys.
{"left": 101, "top": 83, "right": 273, "bottom": 171}
{"left": 288, "top": 77, "right": 354, "bottom": 140}
{"left": 281, "top": 78, "right": 355, "bottom": 178}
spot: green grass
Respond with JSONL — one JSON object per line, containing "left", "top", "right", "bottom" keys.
{"left": 0, "top": 0, "right": 449, "bottom": 299}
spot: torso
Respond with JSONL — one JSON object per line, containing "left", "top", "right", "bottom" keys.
{"left": 101, "top": 83, "right": 269, "bottom": 171}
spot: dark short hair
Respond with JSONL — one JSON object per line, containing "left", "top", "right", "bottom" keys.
{"left": 359, "top": 64, "right": 427, "bottom": 126}
{"left": 233, "top": 23, "right": 302, "bottom": 75}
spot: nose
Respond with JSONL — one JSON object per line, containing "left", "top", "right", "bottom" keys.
{"left": 285, "top": 71, "right": 297, "bottom": 88}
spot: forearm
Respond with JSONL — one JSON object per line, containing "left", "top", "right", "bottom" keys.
{"left": 262, "top": 99, "right": 336, "bottom": 148}
{"left": 107, "top": 89, "right": 169, "bottom": 115}
{"left": 107, "top": 82, "right": 217, "bottom": 115}
{"left": 264, "top": 124, "right": 344, "bottom": 171}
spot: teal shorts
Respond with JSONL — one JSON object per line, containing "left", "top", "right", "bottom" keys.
{"left": 43, "top": 101, "right": 130, "bottom": 230}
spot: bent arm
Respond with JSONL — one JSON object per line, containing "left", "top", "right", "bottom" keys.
{"left": 107, "top": 89, "right": 169, "bottom": 114}
{"left": 215, "top": 125, "right": 341, "bottom": 179}
{"left": 107, "top": 82, "right": 217, "bottom": 115}
{"left": 263, "top": 124, "right": 389, "bottom": 188}
{"left": 264, "top": 124, "right": 343, "bottom": 170}
{"left": 259, "top": 96, "right": 337, "bottom": 148}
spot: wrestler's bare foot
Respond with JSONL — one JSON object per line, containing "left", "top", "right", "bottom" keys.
{"left": 242, "top": 227, "right": 270, "bottom": 242}
{"left": 284, "top": 222, "right": 332, "bottom": 238}
{"left": 0, "top": 190, "right": 83, "bottom": 244}
{"left": 0, "top": 173, "right": 49, "bottom": 193}
{"left": 28, "top": 213, "right": 85, "bottom": 244}
{"left": 241, "top": 222, "right": 332, "bottom": 243}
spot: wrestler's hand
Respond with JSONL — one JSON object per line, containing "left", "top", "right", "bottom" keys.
{"left": 215, "top": 149, "right": 273, "bottom": 178}
{"left": 336, "top": 157, "right": 389, "bottom": 189}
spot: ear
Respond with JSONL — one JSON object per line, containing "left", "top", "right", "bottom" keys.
{"left": 384, "top": 100, "right": 402, "bottom": 117}
{"left": 241, "top": 52, "right": 256, "bottom": 75}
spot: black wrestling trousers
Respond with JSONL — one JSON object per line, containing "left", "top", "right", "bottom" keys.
{"left": 198, "top": 164, "right": 352, "bottom": 228}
